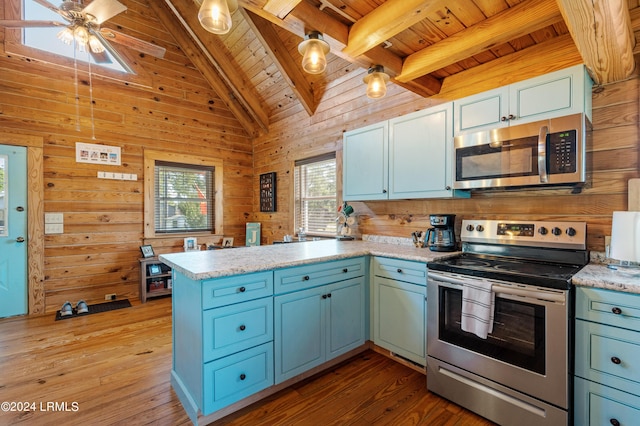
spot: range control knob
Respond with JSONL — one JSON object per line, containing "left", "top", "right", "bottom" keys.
{"left": 551, "top": 227, "right": 562, "bottom": 236}
{"left": 476, "top": 225, "right": 484, "bottom": 232}
{"left": 466, "top": 224, "right": 475, "bottom": 232}
{"left": 566, "top": 227, "right": 577, "bottom": 237}
{"left": 538, "top": 227, "right": 548, "bottom": 235}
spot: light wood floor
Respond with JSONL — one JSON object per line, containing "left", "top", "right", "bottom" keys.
{"left": 0, "top": 297, "right": 494, "bottom": 425}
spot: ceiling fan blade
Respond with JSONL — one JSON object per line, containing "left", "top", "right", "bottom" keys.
{"left": 0, "top": 19, "right": 66, "bottom": 28}
{"left": 32, "top": 0, "right": 64, "bottom": 15}
{"left": 99, "top": 28, "right": 166, "bottom": 58}
{"left": 91, "top": 30, "right": 134, "bottom": 73}
{"left": 82, "top": 0, "right": 127, "bottom": 24}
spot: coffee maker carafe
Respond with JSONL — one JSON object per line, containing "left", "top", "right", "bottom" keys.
{"left": 426, "top": 214, "right": 456, "bottom": 252}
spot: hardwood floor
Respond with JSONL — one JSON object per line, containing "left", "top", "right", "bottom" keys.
{"left": 0, "top": 297, "right": 494, "bottom": 425}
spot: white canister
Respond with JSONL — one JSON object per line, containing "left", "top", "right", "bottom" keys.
{"left": 610, "top": 211, "right": 640, "bottom": 263}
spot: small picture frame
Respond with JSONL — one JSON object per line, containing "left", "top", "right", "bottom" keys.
{"left": 184, "top": 237, "right": 198, "bottom": 251}
{"left": 148, "top": 264, "right": 162, "bottom": 275}
{"left": 222, "top": 237, "right": 234, "bottom": 248}
{"left": 140, "top": 245, "right": 155, "bottom": 258}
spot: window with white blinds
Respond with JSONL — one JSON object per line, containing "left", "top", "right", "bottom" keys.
{"left": 154, "top": 161, "right": 214, "bottom": 234}
{"left": 294, "top": 153, "right": 337, "bottom": 236}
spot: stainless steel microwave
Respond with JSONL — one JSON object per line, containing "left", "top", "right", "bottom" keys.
{"left": 453, "top": 113, "right": 590, "bottom": 191}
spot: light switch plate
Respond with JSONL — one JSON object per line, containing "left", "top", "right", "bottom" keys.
{"left": 45, "top": 223, "right": 64, "bottom": 234}
{"left": 45, "top": 213, "right": 64, "bottom": 224}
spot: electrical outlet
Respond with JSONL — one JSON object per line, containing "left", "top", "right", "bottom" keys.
{"left": 105, "top": 293, "right": 116, "bottom": 301}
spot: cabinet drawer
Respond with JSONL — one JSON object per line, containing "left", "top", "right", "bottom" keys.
{"left": 575, "top": 319, "right": 640, "bottom": 396}
{"left": 202, "top": 271, "right": 273, "bottom": 309}
{"left": 576, "top": 287, "right": 640, "bottom": 331}
{"left": 203, "top": 297, "right": 273, "bottom": 362}
{"left": 203, "top": 342, "right": 273, "bottom": 415}
{"left": 274, "top": 257, "right": 365, "bottom": 294}
{"left": 372, "top": 257, "right": 426, "bottom": 286}
{"left": 574, "top": 377, "right": 640, "bottom": 426}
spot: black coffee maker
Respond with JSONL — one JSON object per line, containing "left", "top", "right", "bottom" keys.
{"left": 426, "top": 214, "right": 457, "bottom": 252}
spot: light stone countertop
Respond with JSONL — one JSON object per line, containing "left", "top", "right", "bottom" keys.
{"left": 572, "top": 263, "right": 640, "bottom": 295}
{"left": 159, "top": 239, "right": 457, "bottom": 281}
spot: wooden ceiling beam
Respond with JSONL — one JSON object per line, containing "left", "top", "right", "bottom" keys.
{"left": 162, "top": 0, "right": 270, "bottom": 135}
{"left": 396, "top": 0, "right": 563, "bottom": 83}
{"left": 263, "top": 0, "right": 302, "bottom": 19}
{"left": 241, "top": 9, "right": 318, "bottom": 115}
{"left": 556, "top": 0, "right": 635, "bottom": 85}
{"left": 342, "top": 0, "right": 449, "bottom": 58}
{"left": 149, "top": 1, "right": 260, "bottom": 136}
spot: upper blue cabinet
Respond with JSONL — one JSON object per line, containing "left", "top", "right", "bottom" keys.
{"left": 343, "top": 102, "right": 468, "bottom": 201}
{"left": 453, "top": 65, "right": 593, "bottom": 136}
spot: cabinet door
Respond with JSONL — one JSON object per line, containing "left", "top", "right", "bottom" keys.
{"left": 326, "top": 277, "right": 365, "bottom": 360}
{"left": 454, "top": 86, "right": 508, "bottom": 135}
{"left": 373, "top": 276, "right": 426, "bottom": 366}
{"left": 274, "top": 286, "right": 324, "bottom": 384}
{"left": 389, "top": 104, "right": 455, "bottom": 199}
{"left": 343, "top": 121, "right": 389, "bottom": 200}
{"left": 574, "top": 377, "right": 640, "bottom": 426}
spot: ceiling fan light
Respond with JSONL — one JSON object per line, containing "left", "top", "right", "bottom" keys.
{"left": 298, "top": 31, "right": 330, "bottom": 74}
{"left": 198, "top": 0, "right": 233, "bottom": 35}
{"left": 363, "top": 65, "right": 390, "bottom": 99}
{"left": 88, "top": 35, "right": 105, "bottom": 53}
{"left": 57, "top": 27, "right": 74, "bottom": 45}
{"left": 73, "top": 25, "right": 90, "bottom": 47}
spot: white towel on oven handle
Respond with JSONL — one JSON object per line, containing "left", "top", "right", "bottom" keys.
{"left": 461, "top": 279, "right": 495, "bottom": 339}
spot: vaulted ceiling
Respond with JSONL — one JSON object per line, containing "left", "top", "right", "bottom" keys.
{"left": 152, "top": 0, "right": 637, "bottom": 137}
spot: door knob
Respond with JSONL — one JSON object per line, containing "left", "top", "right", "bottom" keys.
{"left": 16, "top": 237, "right": 25, "bottom": 243}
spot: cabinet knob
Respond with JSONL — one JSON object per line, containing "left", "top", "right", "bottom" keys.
{"left": 322, "top": 294, "right": 327, "bottom": 299}
{"left": 239, "top": 286, "right": 246, "bottom": 293}
{"left": 342, "top": 268, "right": 348, "bottom": 273}
{"left": 611, "top": 356, "right": 622, "bottom": 365}
{"left": 445, "top": 186, "right": 451, "bottom": 190}
{"left": 397, "top": 268, "right": 403, "bottom": 273}
{"left": 239, "top": 325, "right": 246, "bottom": 331}
{"left": 240, "top": 373, "right": 246, "bottom": 381}
{"left": 303, "top": 275, "right": 310, "bottom": 281}
{"left": 612, "top": 307, "right": 622, "bottom": 315}
{"left": 501, "top": 116, "right": 508, "bottom": 122}
{"left": 610, "top": 419, "right": 620, "bottom": 426}
{"left": 508, "top": 114, "right": 516, "bottom": 120}
{"left": 382, "top": 189, "right": 387, "bottom": 193}
{"left": 327, "top": 293, "right": 331, "bottom": 298}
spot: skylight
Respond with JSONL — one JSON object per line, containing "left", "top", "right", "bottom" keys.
{"left": 22, "top": 0, "right": 129, "bottom": 73}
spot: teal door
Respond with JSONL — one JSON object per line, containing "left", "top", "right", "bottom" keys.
{"left": 0, "top": 145, "right": 28, "bottom": 317}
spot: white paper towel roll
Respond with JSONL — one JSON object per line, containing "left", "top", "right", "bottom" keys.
{"left": 610, "top": 211, "right": 640, "bottom": 262}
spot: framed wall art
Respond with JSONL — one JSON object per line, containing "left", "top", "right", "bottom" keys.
{"left": 260, "top": 172, "right": 276, "bottom": 212}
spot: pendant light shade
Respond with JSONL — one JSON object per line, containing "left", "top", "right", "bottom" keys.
{"left": 198, "top": 0, "right": 238, "bottom": 35}
{"left": 363, "top": 65, "right": 390, "bottom": 99}
{"left": 298, "top": 31, "right": 330, "bottom": 74}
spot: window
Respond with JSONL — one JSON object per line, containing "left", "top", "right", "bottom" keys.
{"left": 144, "top": 151, "right": 223, "bottom": 238}
{"left": 294, "top": 153, "right": 337, "bottom": 237}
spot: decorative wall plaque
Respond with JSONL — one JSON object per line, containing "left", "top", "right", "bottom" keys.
{"left": 260, "top": 172, "right": 276, "bottom": 212}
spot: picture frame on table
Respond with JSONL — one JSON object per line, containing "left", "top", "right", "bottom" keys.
{"left": 222, "top": 237, "right": 234, "bottom": 248}
{"left": 184, "top": 237, "right": 198, "bottom": 251}
{"left": 148, "top": 264, "right": 162, "bottom": 275}
{"left": 140, "top": 245, "right": 155, "bottom": 258}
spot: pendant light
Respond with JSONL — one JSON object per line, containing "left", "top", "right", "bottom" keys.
{"left": 363, "top": 65, "right": 390, "bottom": 99}
{"left": 298, "top": 31, "right": 330, "bottom": 74}
{"left": 198, "top": 0, "right": 238, "bottom": 35}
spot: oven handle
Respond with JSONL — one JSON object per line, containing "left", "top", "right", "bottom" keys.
{"left": 428, "top": 271, "right": 566, "bottom": 303}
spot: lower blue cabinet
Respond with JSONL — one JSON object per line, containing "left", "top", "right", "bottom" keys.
{"left": 274, "top": 276, "right": 365, "bottom": 384}
{"left": 574, "top": 376, "right": 640, "bottom": 426}
{"left": 203, "top": 342, "right": 274, "bottom": 415}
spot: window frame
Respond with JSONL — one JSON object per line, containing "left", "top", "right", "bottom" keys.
{"left": 293, "top": 152, "right": 338, "bottom": 238}
{"left": 144, "top": 150, "right": 223, "bottom": 239}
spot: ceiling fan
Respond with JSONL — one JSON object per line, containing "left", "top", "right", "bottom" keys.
{"left": 0, "top": 0, "right": 166, "bottom": 69}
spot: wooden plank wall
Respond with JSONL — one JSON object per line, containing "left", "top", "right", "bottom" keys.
{"left": 0, "top": 1, "right": 253, "bottom": 312}
{"left": 252, "top": 62, "right": 639, "bottom": 252}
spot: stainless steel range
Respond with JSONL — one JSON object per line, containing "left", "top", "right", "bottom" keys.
{"left": 426, "top": 219, "right": 589, "bottom": 426}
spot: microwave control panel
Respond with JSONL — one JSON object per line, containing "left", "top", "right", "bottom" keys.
{"left": 548, "top": 130, "right": 577, "bottom": 174}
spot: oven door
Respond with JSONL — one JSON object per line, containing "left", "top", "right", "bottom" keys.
{"left": 427, "top": 271, "right": 570, "bottom": 409}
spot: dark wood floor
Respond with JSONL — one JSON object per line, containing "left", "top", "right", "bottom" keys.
{"left": 0, "top": 297, "right": 493, "bottom": 425}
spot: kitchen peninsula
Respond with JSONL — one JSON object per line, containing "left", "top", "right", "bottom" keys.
{"left": 160, "top": 239, "right": 454, "bottom": 424}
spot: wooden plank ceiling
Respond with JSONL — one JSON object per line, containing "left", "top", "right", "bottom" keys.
{"left": 157, "top": 0, "right": 636, "bottom": 137}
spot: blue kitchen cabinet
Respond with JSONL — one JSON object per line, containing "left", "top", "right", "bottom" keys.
{"left": 274, "top": 258, "right": 367, "bottom": 384}
{"left": 343, "top": 103, "right": 466, "bottom": 201}
{"left": 171, "top": 270, "right": 274, "bottom": 423}
{"left": 372, "top": 257, "right": 427, "bottom": 366}
{"left": 454, "top": 64, "right": 592, "bottom": 135}
{"left": 574, "top": 287, "right": 640, "bottom": 425}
